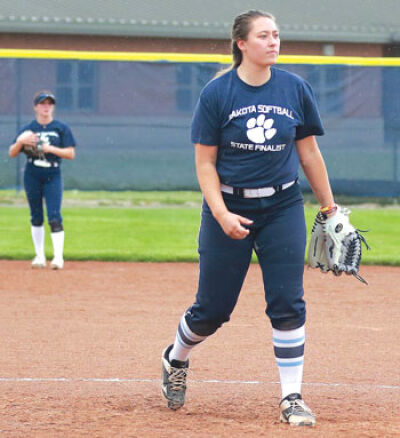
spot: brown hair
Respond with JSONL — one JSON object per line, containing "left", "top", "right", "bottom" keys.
{"left": 215, "top": 10, "right": 276, "bottom": 78}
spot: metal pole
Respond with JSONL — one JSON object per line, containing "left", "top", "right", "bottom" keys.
{"left": 15, "top": 58, "right": 22, "bottom": 192}
{"left": 393, "top": 139, "right": 399, "bottom": 196}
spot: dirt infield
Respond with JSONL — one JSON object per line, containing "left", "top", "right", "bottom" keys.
{"left": 0, "top": 261, "right": 399, "bottom": 437}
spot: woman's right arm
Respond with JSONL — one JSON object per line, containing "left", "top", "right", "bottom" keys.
{"left": 9, "top": 131, "right": 38, "bottom": 158}
{"left": 9, "top": 140, "right": 24, "bottom": 158}
{"left": 195, "top": 143, "right": 252, "bottom": 240}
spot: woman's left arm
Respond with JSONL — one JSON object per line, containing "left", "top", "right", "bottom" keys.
{"left": 42, "top": 144, "right": 75, "bottom": 160}
{"left": 296, "top": 135, "right": 334, "bottom": 208}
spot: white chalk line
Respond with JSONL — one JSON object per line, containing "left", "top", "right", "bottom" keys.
{"left": 0, "top": 377, "right": 398, "bottom": 390}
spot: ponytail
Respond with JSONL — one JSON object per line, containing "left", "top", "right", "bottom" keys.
{"left": 214, "top": 10, "right": 276, "bottom": 78}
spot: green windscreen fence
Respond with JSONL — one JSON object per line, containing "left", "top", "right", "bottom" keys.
{"left": 0, "top": 51, "right": 399, "bottom": 196}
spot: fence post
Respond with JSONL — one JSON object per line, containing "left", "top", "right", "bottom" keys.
{"left": 393, "top": 140, "right": 399, "bottom": 196}
{"left": 15, "top": 58, "right": 22, "bottom": 192}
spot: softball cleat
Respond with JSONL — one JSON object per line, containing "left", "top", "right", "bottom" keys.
{"left": 50, "top": 257, "right": 64, "bottom": 270}
{"left": 31, "top": 256, "right": 46, "bottom": 269}
{"left": 161, "top": 344, "right": 189, "bottom": 410}
{"left": 279, "top": 393, "right": 316, "bottom": 426}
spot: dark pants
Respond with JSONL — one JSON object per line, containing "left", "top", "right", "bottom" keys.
{"left": 186, "top": 183, "right": 307, "bottom": 335}
{"left": 24, "top": 163, "right": 63, "bottom": 226}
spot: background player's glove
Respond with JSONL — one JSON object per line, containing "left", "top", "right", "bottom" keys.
{"left": 19, "top": 131, "right": 45, "bottom": 158}
{"left": 22, "top": 142, "right": 40, "bottom": 158}
{"left": 308, "top": 205, "right": 369, "bottom": 284}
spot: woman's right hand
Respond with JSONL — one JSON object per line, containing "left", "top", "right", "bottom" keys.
{"left": 194, "top": 143, "right": 254, "bottom": 240}
{"left": 16, "top": 130, "right": 38, "bottom": 148}
{"left": 217, "top": 211, "right": 253, "bottom": 240}
{"left": 9, "top": 130, "right": 38, "bottom": 158}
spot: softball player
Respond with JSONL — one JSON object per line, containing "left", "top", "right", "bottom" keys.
{"left": 9, "top": 91, "right": 76, "bottom": 269}
{"left": 162, "top": 10, "right": 336, "bottom": 426}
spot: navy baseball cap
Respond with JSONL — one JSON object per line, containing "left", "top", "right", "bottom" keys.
{"left": 34, "top": 93, "right": 56, "bottom": 105}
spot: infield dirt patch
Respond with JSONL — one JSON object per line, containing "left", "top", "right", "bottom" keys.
{"left": 0, "top": 261, "right": 399, "bottom": 437}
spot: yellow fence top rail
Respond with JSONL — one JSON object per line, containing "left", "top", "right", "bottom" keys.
{"left": 0, "top": 49, "right": 399, "bottom": 66}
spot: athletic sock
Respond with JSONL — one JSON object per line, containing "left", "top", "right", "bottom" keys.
{"left": 31, "top": 225, "right": 45, "bottom": 259}
{"left": 50, "top": 231, "right": 64, "bottom": 261}
{"left": 273, "top": 325, "right": 305, "bottom": 399}
{"left": 169, "top": 313, "right": 208, "bottom": 363}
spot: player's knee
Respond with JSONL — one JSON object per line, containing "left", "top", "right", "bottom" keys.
{"left": 270, "top": 314, "right": 306, "bottom": 331}
{"left": 266, "top": 290, "right": 306, "bottom": 330}
{"left": 31, "top": 219, "right": 44, "bottom": 226}
{"left": 186, "top": 319, "right": 222, "bottom": 337}
{"left": 49, "top": 219, "right": 63, "bottom": 233}
{"left": 185, "top": 310, "right": 229, "bottom": 336}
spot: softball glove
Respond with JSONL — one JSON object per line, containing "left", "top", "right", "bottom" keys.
{"left": 308, "top": 206, "right": 370, "bottom": 284}
{"left": 22, "top": 138, "right": 45, "bottom": 158}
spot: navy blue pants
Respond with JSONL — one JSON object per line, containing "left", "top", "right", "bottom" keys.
{"left": 24, "top": 163, "right": 63, "bottom": 226}
{"left": 186, "top": 183, "right": 307, "bottom": 335}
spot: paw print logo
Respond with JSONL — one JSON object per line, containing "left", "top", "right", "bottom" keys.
{"left": 39, "top": 133, "right": 50, "bottom": 143}
{"left": 246, "top": 114, "right": 277, "bottom": 143}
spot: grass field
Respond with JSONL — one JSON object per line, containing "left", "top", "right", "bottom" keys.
{"left": 1, "top": 190, "right": 399, "bottom": 265}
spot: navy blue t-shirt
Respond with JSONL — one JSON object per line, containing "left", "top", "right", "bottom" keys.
{"left": 15, "top": 119, "right": 76, "bottom": 164}
{"left": 191, "top": 67, "right": 324, "bottom": 188}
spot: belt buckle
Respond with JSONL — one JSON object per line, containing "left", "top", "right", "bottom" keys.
{"left": 233, "top": 187, "right": 245, "bottom": 197}
{"left": 243, "top": 187, "right": 275, "bottom": 198}
{"left": 261, "top": 187, "right": 275, "bottom": 197}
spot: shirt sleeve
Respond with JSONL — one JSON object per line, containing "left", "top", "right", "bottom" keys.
{"left": 295, "top": 81, "right": 325, "bottom": 140}
{"left": 60, "top": 124, "right": 76, "bottom": 147}
{"left": 190, "top": 86, "right": 220, "bottom": 146}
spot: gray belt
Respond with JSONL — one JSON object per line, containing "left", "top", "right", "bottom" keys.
{"left": 220, "top": 179, "right": 297, "bottom": 198}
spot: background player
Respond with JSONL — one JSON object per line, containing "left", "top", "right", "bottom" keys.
{"left": 161, "top": 10, "right": 337, "bottom": 426}
{"left": 8, "top": 90, "right": 76, "bottom": 269}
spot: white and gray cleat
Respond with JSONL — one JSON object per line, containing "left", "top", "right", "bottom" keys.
{"left": 31, "top": 256, "right": 46, "bottom": 269}
{"left": 279, "top": 393, "right": 316, "bottom": 426}
{"left": 50, "top": 257, "right": 64, "bottom": 270}
{"left": 161, "top": 344, "right": 189, "bottom": 410}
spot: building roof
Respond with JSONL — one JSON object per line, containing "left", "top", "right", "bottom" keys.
{"left": 1, "top": 0, "right": 399, "bottom": 43}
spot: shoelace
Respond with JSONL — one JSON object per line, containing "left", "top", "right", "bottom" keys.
{"left": 287, "top": 399, "right": 311, "bottom": 416}
{"left": 169, "top": 368, "right": 187, "bottom": 392}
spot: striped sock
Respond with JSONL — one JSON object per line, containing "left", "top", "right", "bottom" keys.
{"left": 273, "top": 325, "right": 305, "bottom": 399}
{"left": 169, "top": 313, "right": 208, "bottom": 362}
